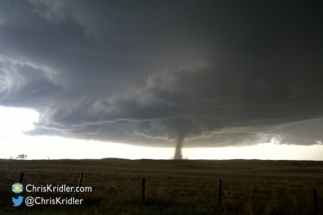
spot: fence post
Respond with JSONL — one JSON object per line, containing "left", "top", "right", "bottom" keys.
{"left": 141, "top": 177, "right": 145, "bottom": 205}
{"left": 19, "top": 172, "right": 24, "bottom": 183}
{"left": 76, "top": 172, "right": 83, "bottom": 198}
{"left": 313, "top": 188, "right": 318, "bottom": 213}
{"left": 218, "top": 179, "right": 222, "bottom": 206}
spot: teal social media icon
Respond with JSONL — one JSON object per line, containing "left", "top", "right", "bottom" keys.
{"left": 12, "top": 196, "right": 24, "bottom": 207}
{"left": 12, "top": 182, "right": 23, "bottom": 194}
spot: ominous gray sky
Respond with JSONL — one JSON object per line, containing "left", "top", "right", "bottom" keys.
{"left": 0, "top": 1, "right": 322, "bottom": 158}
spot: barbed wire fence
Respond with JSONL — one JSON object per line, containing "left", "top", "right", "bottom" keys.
{"left": 0, "top": 171, "right": 321, "bottom": 214}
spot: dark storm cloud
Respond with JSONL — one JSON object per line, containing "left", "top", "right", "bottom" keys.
{"left": 1, "top": 1, "right": 323, "bottom": 157}
{"left": 0, "top": 61, "right": 61, "bottom": 109}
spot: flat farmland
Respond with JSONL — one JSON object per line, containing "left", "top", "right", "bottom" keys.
{"left": 1, "top": 159, "right": 323, "bottom": 215}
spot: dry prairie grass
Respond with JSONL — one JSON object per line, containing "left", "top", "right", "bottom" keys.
{"left": 0, "top": 159, "right": 322, "bottom": 215}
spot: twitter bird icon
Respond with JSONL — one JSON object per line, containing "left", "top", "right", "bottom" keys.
{"left": 12, "top": 196, "right": 24, "bottom": 207}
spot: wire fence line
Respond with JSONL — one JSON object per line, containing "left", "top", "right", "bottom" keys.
{"left": 1, "top": 172, "right": 320, "bottom": 213}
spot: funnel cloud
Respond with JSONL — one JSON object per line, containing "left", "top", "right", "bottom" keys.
{"left": 174, "top": 134, "right": 185, "bottom": 160}
{"left": 0, "top": 1, "right": 323, "bottom": 159}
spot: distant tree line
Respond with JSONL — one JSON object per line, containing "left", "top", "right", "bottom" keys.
{"left": 9, "top": 154, "right": 27, "bottom": 160}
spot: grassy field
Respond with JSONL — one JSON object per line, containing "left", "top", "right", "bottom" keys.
{"left": 0, "top": 159, "right": 323, "bottom": 215}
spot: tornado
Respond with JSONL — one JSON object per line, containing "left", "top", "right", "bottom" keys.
{"left": 173, "top": 133, "right": 185, "bottom": 159}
